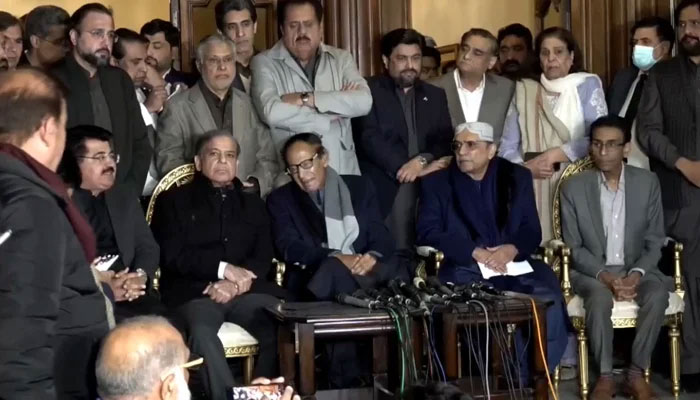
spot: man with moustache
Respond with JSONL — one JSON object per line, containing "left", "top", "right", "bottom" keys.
{"left": 432, "top": 28, "right": 515, "bottom": 143}
{"left": 353, "top": 28, "right": 453, "bottom": 272}
{"left": 156, "top": 34, "right": 278, "bottom": 196}
{"left": 496, "top": 23, "right": 535, "bottom": 80}
{"left": 637, "top": 0, "right": 700, "bottom": 391}
{"left": 251, "top": 0, "right": 372, "bottom": 176}
{"left": 0, "top": 69, "right": 109, "bottom": 399}
{"left": 51, "top": 3, "right": 151, "bottom": 196}
{"left": 140, "top": 19, "right": 196, "bottom": 93}
{"left": 19, "top": 6, "right": 71, "bottom": 69}
{"left": 216, "top": 0, "right": 258, "bottom": 93}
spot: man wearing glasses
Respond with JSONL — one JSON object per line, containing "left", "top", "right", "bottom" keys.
{"left": 561, "top": 115, "right": 668, "bottom": 399}
{"left": 51, "top": 3, "right": 151, "bottom": 197}
{"left": 19, "top": 5, "right": 70, "bottom": 69}
{"left": 416, "top": 121, "right": 570, "bottom": 372}
{"left": 157, "top": 33, "right": 277, "bottom": 196}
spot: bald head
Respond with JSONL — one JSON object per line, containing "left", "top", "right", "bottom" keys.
{"left": 96, "top": 316, "right": 189, "bottom": 400}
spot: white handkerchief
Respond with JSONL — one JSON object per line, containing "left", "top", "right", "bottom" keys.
{"left": 477, "top": 260, "right": 534, "bottom": 279}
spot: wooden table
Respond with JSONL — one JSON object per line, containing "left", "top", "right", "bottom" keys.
{"left": 439, "top": 298, "right": 551, "bottom": 400}
{"left": 267, "top": 302, "right": 422, "bottom": 399}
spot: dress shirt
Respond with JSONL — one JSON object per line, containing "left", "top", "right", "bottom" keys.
{"left": 617, "top": 71, "right": 650, "bottom": 169}
{"left": 136, "top": 89, "right": 159, "bottom": 196}
{"left": 198, "top": 80, "right": 233, "bottom": 130}
{"left": 599, "top": 164, "right": 644, "bottom": 276}
{"left": 454, "top": 70, "right": 485, "bottom": 123}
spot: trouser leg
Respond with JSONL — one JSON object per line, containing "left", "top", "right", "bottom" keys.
{"left": 631, "top": 277, "right": 669, "bottom": 369}
{"left": 573, "top": 274, "right": 615, "bottom": 375}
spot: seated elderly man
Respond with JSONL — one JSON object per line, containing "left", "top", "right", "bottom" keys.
{"left": 561, "top": 115, "right": 669, "bottom": 400}
{"left": 63, "top": 125, "right": 162, "bottom": 321}
{"left": 416, "top": 121, "right": 569, "bottom": 370}
{"left": 151, "top": 131, "right": 283, "bottom": 400}
{"left": 96, "top": 316, "right": 300, "bottom": 400}
{"left": 156, "top": 33, "right": 277, "bottom": 196}
{"left": 267, "top": 133, "right": 404, "bottom": 301}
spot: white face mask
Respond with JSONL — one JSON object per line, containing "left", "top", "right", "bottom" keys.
{"left": 632, "top": 44, "right": 660, "bottom": 71}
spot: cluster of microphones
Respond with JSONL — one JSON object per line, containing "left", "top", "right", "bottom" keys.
{"left": 337, "top": 277, "right": 505, "bottom": 313}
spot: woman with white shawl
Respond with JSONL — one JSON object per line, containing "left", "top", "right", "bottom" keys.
{"left": 499, "top": 27, "right": 607, "bottom": 243}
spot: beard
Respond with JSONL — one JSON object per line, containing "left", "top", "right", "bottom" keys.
{"left": 682, "top": 35, "right": 700, "bottom": 56}
{"left": 501, "top": 59, "right": 521, "bottom": 73}
{"left": 79, "top": 47, "right": 110, "bottom": 67}
{"left": 393, "top": 69, "right": 418, "bottom": 88}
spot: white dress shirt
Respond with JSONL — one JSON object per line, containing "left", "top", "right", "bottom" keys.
{"left": 617, "top": 71, "right": 650, "bottom": 169}
{"left": 136, "top": 89, "right": 159, "bottom": 196}
{"left": 454, "top": 69, "right": 485, "bottom": 123}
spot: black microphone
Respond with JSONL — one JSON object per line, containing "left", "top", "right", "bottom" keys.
{"left": 337, "top": 293, "right": 375, "bottom": 309}
{"left": 352, "top": 289, "right": 372, "bottom": 300}
{"left": 413, "top": 277, "right": 438, "bottom": 296}
{"left": 427, "top": 276, "right": 457, "bottom": 298}
{"left": 399, "top": 280, "right": 424, "bottom": 305}
{"left": 387, "top": 280, "right": 415, "bottom": 306}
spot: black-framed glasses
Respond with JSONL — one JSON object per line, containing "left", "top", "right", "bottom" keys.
{"left": 286, "top": 152, "right": 319, "bottom": 175}
{"left": 451, "top": 140, "right": 488, "bottom": 152}
{"left": 590, "top": 141, "right": 625, "bottom": 151}
{"left": 78, "top": 152, "right": 120, "bottom": 164}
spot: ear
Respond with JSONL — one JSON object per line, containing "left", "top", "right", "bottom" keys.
{"left": 382, "top": 55, "right": 389, "bottom": 70}
{"left": 622, "top": 142, "right": 631, "bottom": 158}
{"left": 30, "top": 35, "right": 41, "bottom": 49}
{"left": 488, "top": 55, "right": 498, "bottom": 70}
{"left": 160, "top": 373, "right": 176, "bottom": 399}
{"left": 253, "top": 21, "right": 258, "bottom": 34}
{"left": 36, "top": 116, "right": 55, "bottom": 148}
{"left": 321, "top": 151, "right": 329, "bottom": 168}
{"left": 487, "top": 143, "right": 498, "bottom": 159}
{"left": 69, "top": 29, "right": 79, "bottom": 47}
{"left": 194, "top": 155, "right": 202, "bottom": 171}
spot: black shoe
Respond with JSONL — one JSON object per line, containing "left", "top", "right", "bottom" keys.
{"left": 682, "top": 373, "right": 700, "bottom": 393}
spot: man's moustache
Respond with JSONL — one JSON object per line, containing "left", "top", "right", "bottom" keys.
{"left": 296, "top": 36, "right": 311, "bottom": 42}
{"left": 682, "top": 35, "right": 700, "bottom": 42}
{"left": 401, "top": 69, "right": 418, "bottom": 75}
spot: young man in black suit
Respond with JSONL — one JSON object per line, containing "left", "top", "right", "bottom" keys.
{"left": 353, "top": 28, "right": 453, "bottom": 272}
{"left": 51, "top": 3, "right": 151, "bottom": 195}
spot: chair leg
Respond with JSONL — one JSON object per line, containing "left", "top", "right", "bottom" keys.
{"left": 554, "top": 364, "right": 561, "bottom": 392}
{"left": 670, "top": 321, "right": 682, "bottom": 398}
{"left": 243, "top": 355, "right": 255, "bottom": 384}
{"left": 578, "top": 328, "right": 589, "bottom": 399}
{"left": 644, "top": 368, "right": 651, "bottom": 384}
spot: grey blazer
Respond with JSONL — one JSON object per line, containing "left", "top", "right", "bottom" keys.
{"left": 155, "top": 84, "right": 279, "bottom": 196}
{"left": 431, "top": 71, "right": 514, "bottom": 142}
{"left": 560, "top": 165, "right": 667, "bottom": 281}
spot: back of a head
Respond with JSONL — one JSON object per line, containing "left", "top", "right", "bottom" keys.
{"left": 0, "top": 69, "right": 66, "bottom": 146}
{"left": 96, "top": 316, "right": 186, "bottom": 399}
{"left": 140, "top": 18, "right": 180, "bottom": 48}
{"left": 381, "top": 28, "right": 425, "bottom": 58}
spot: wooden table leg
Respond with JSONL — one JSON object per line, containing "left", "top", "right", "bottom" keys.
{"left": 278, "top": 324, "right": 295, "bottom": 387}
{"left": 532, "top": 304, "right": 549, "bottom": 400}
{"left": 442, "top": 312, "right": 459, "bottom": 380}
{"left": 372, "top": 335, "right": 389, "bottom": 388}
{"left": 297, "top": 323, "right": 315, "bottom": 396}
{"left": 411, "top": 318, "right": 424, "bottom": 381}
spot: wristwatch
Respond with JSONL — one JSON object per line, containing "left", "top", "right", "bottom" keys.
{"left": 300, "top": 92, "right": 310, "bottom": 105}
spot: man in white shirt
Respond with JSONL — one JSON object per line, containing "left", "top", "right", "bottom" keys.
{"left": 607, "top": 17, "right": 674, "bottom": 170}
{"left": 431, "top": 28, "right": 514, "bottom": 143}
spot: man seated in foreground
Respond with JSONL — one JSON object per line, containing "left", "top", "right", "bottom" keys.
{"left": 561, "top": 115, "right": 669, "bottom": 400}
{"left": 150, "top": 131, "right": 283, "bottom": 400}
{"left": 416, "top": 121, "right": 569, "bottom": 370}
{"left": 96, "top": 315, "right": 300, "bottom": 400}
{"left": 267, "top": 133, "right": 404, "bottom": 301}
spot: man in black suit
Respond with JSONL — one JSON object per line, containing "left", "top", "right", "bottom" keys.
{"left": 0, "top": 68, "right": 109, "bottom": 399}
{"left": 62, "top": 125, "right": 162, "bottom": 321}
{"left": 151, "top": 131, "right": 282, "bottom": 400}
{"left": 140, "top": 18, "right": 197, "bottom": 93}
{"left": 51, "top": 3, "right": 151, "bottom": 195}
{"left": 353, "top": 28, "right": 452, "bottom": 270}
{"left": 607, "top": 17, "right": 673, "bottom": 169}
{"left": 268, "top": 133, "right": 404, "bottom": 300}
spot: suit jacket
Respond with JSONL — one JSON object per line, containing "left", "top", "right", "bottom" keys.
{"left": 150, "top": 174, "right": 284, "bottom": 307}
{"left": 431, "top": 71, "right": 514, "bottom": 143}
{"left": 51, "top": 54, "right": 151, "bottom": 194}
{"left": 416, "top": 158, "right": 541, "bottom": 283}
{"left": 156, "top": 83, "right": 279, "bottom": 196}
{"left": 560, "top": 166, "right": 666, "bottom": 280}
{"left": 251, "top": 41, "right": 373, "bottom": 175}
{"left": 73, "top": 185, "right": 160, "bottom": 280}
{"left": 267, "top": 175, "right": 396, "bottom": 274}
{"left": 0, "top": 154, "right": 109, "bottom": 398}
{"left": 607, "top": 66, "right": 639, "bottom": 117}
{"left": 352, "top": 74, "right": 453, "bottom": 216}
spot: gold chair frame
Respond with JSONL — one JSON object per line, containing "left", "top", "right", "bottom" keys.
{"left": 551, "top": 157, "right": 684, "bottom": 398}
{"left": 146, "top": 163, "right": 285, "bottom": 383}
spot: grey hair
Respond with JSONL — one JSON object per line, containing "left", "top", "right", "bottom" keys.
{"left": 96, "top": 316, "right": 186, "bottom": 400}
{"left": 195, "top": 33, "right": 236, "bottom": 64}
{"left": 194, "top": 130, "right": 241, "bottom": 157}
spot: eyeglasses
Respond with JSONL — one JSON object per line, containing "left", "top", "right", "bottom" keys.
{"left": 590, "top": 141, "right": 625, "bottom": 151}
{"left": 78, "top": 152, "right": 120, "bottom": 164}
{"left": 82, "top": 29, "right": 116, "bottom": 42}
{"left": 451, "top": 140, "right": 488, "bottom": 152}
{"left": 286, "top": 152, "right": 319, "bottom": 175}
{"left": 204, "top": 56, "right": 235, "bottom": 68}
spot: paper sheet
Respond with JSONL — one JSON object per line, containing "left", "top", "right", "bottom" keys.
{"left": 477, "top": 260, "right": 534, "bottom": 279}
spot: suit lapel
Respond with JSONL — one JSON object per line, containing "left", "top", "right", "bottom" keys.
{"left": 442, "top": 72, "right": 466, "bottom": 126}
{"left": 188, "top": 85, "right": 217, "bottom": 133}
{"left": 585, "top": 173, "right": 607, "bottom": 250}
{"left": 414, "top": 83, "right": 430, "bottom": 150}
{"left": 477, "top": 75, "right": 495, "bottom": 123}
{"left": 679, "top": 59, "right": 697, "bottom": 113}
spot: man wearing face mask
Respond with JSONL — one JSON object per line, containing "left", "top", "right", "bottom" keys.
{"left": 607, "top": 17, "right": 674, "bottom": 170}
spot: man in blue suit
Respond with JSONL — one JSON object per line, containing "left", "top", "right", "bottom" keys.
{"left": 416, "top": 121, "right": 569, "bottom": 371}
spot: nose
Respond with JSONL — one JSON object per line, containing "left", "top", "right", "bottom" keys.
{"left": 235, "top": 26, "right": 244, "bottom": 38}
{"left": 407, "top": 58, "right": 418, "bottom": 71}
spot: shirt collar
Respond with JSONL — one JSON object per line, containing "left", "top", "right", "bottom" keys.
{"left": 454, "top": 69, "right": 485, "bottom": 93}
{"left": 599, "top": 162, "right": 626, "bottom": 192}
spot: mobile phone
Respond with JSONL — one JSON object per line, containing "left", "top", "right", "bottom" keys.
{"left": 230, "top": 383, "right": 285, "bottom": 399}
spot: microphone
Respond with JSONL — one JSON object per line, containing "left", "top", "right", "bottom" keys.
{"left": 337, "top": 293, "right": 376, "bottom": 309}
{"left": 427, "top": 276, "right": 457, "bottom": 298}
{"left": 387, "top": 280, "right": 416, "bottom": 306}
{"left": 472, "top": 281, "right": 503, "bottom": 296}
{"left": 399, "top": 280, "right": 424, "bottom": 305}
{"left": 352, "top": 289, "right": 372, "bottom": 300}
{"left": 413, "top": 277, "right": 438, "bottom": 296}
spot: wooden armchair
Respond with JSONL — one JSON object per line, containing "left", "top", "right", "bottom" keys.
{"left": 146, "top": 163, "right": 285, "bottom": 383}
{"left": 552, "top": 157, "right": 685, "bottom": 398}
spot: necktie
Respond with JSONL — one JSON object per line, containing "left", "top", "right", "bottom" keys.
{"left": 624, "top": 73, "right": 648, "bottom": 129}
